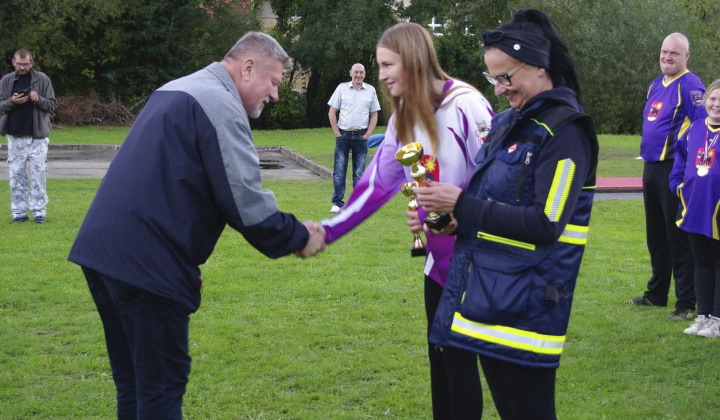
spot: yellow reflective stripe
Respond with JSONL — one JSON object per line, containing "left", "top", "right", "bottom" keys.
{"left": 558, "top": 224, "right": 589, "bottom": 245}
{"left": 531, "top": 119, "right": 554, "bottom": 136}
{"left": 583, "top": 185, "right": 596, "bottom": 190}
{"left": 713, "top": 200, "right": 720, "bottom": 240}
{"left": 476, "top": 230, "right": 536, "bottom": 251}
{"left": 545, "top": 159, "right": 575, "bottom": 222}
{"left": 452, "top": 313, "right": 565, "bottom": 355}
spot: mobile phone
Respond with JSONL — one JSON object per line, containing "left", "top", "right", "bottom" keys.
{"left": 16, "top": 87, "right": 30, "bottom": 96}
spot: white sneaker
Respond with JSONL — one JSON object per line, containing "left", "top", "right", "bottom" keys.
{"left": 684, "top": 314, "right": 709, "bottom": 335}
{"left": 330, "top": 205, "right": 341, "bottom": 214}
{"left": 697, "top": 315, "right": 720, "bottom": 338}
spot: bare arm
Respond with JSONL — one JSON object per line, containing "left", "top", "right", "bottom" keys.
{"left": 364, "top": 111, "right": 378, "bottom": 140}
{"left": 328, "top": 106, "right": 341, "bottom": 137}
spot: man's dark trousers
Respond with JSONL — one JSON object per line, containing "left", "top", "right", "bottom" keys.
{"left": 83, "top": 267, "right": 191, "bottom": 420}
{"left": 642, "top": 160, "right": 696, "bottom": 310}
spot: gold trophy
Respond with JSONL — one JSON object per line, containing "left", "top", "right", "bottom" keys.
{"left": 396, "top": 143, "right": 452, "bottom": 255}
{"left": 400, "top": 180, "right": 426, "bottom": 257}
{"left": 397, "top": 143, "right": 426, "bottom": 257}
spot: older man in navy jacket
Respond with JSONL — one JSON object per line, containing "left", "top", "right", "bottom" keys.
{"left": 69, "top": 32, "right": 325, "bottom": 419}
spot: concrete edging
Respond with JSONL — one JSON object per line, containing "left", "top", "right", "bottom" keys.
{"left": 0, "top": 143, "right": 332, "bottom": 180}
{"left": 256, "top": 145, "right": 332, "bottom": 180}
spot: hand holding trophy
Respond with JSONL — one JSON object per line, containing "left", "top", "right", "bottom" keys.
{"left": 396, "top": 142, "right": 452, "bottom": 257}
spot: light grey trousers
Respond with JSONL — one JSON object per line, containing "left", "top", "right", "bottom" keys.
{"left": 7, "top": 135, "right": 49, "bottom": 218}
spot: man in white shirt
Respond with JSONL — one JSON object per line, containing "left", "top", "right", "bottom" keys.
{"left": 327, "top": 63, "right": 381, "bottom": 213}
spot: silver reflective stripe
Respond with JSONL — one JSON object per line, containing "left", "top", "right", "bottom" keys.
{"left": 545, "top": 159, "right": 575, "bottom": 222}
{"left": 452, "top": 313, "right": 565, "bottom": 355}
{"left": 559, "top": 224, "right": 589, "bottom": 245}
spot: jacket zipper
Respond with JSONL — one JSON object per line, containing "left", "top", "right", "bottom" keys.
{"left": 515, "top": 151, "right": 533, "bottom": 201}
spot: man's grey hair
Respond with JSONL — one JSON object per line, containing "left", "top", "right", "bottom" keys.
{"left": 225, "top": 32, "right": 292, "bottom": 70}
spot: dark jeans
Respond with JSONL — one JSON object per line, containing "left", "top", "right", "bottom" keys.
{"left": 332, "top": 130, "right": 368, "bottom": 207}
{"left": 83, "top": 267, "right": 192, "bottom": 420}
{"left": 480, "top": 356, "right": 556, "bottom": 420}
{"left": 642, "top": 160, "right": 695, "bottom": 310}
{"left": 687, "top": 233, "right": 720, "bottom": 316}
{"left": 425, "top": 276, "right": 483, "bottom": 420}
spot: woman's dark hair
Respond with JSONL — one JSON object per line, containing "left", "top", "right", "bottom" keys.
{"left": 500, "top": 9, "right": 580, "bottom": 95}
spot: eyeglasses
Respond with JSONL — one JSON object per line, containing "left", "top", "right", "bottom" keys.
{"left": 483, "top": 62, "right": 526, "bottom": 87}
{"left": 14, "top": 63, "right": 31, "bottom": 68}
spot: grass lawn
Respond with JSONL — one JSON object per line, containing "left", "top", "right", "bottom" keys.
{"left": 48, "top": 125, "right": 644, "bottom": 178}
{"left": 2, "top": 127, "right": 712, "bottom": 418}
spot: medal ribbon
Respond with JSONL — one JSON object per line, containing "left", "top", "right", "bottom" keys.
{"left": 704, "top": 120, "right": 720, "bottom": 165}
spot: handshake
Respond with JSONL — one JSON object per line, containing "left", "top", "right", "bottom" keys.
{"left": 296, "top": 220, "right": 327, "bottom": 258}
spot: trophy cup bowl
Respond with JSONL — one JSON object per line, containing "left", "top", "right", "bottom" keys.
{"left": 396, "top": 143, "right": 451, "bottom": 231}
{"left": 395, "top": 142, "right": 424, "bottom": 166}
{"left": 401, "top": 181, "right": 420, "bottom": 209}
{"left": 396, "top": 143, "right": 427, "bottom": 257}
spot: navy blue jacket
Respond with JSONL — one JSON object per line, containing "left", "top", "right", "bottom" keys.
{"left": 429, "top": 86, "right": 598, "bottom": 369}
{"left": 69, "top": 63, "right": 309, "bottom": 312}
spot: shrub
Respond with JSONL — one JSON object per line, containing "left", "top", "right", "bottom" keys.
{"left": 251, "top": 81, "right": 307, "bottom": 130}
{"left": 55, "top": 92, "right": 135, "bottom": 126}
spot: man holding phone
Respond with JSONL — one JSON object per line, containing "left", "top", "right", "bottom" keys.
{"left": 0, "top": 49, "right": 57, "bottom": 223}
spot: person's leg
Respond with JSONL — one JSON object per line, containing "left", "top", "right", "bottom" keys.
{"left": 424, "top": 276, "right": 482, "bottom": 420}
{"left": 7, "top": 135, "right": 31, "bottom": 219}
{"left": 27, "top": 138, "right": 49, "bottom": 219}
{"left": 442, "top": 346, "right": 483, "bottom": 419}
{"left": 711, "top": 239, "right": 720, "bottom": 317}
{"left": 100, "top": 271, "right": 192, "bottom": 419}
{"left": 82, "top": 266, "right": 138, "bottom": 419}
{"left": 425, "top": 277, "right": 452, "bottom": 418}
{"left": 480, "top": 356, "right": 556, "bottom": 420}
{"left": 641, "top": 162, "right": 672, "bottom": 305}
{"left": 654, "top": 162, "right": 695, "bottom": 311}
{"left": 350, "top": 135, "right": 368, "bottom": 187}
{"left": 131, "top": 293, "right": 191, "bottom": 419}
{"left": 688, "top": 233, "right": 713, "bottom": 315}
{"left": 331, "top": 135, "right": 351, "bottom": 208}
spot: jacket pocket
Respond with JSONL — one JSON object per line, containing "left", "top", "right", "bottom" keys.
{"left": 459, "top": 250, "right": 538, "bottom": 326}
{"left": 483, "top": 143, "right": 538, "bottom": 204}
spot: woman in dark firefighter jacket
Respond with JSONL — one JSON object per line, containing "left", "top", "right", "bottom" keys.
{"left": 414, "top": 9, "right": 598, "bottom": 419}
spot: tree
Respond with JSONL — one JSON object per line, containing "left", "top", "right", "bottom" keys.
{"left": 421, "top": 1, "right": 514, "bottom": 112}
{"left": 269, "top": 0, "right": 400, "bottom": 127}
{"left": 0, "top": 0, "right": 260, "bottom": 103}
{"left": 538, "top": 0, "right": 691, "bottom": 134}
{"left": 678, "top": 0, "right": 720, "bottom": 88}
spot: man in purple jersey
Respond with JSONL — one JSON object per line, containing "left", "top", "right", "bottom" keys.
{"left": 625, "top": 33, "right": 706, "bottom": 320}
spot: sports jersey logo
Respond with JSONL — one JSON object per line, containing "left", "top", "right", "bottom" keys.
{"left": 421, "top": 155, "right": 439, "bottom": 182}
{"left": 691, "top": 90, "right": 704, "bottom": 106}
{"left": 475, "top": 121, "right": 490, "bottom": 144}
{"left": 647, "top": 101, "right": 663, "bottom": 121}
{"left": 508, "top": 144, "right": 518, "bottom": 153}
{"left": 695, "top": 147, "right": 715, "bottom": 167}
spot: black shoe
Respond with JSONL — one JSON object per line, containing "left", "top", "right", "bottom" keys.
{"left": 11, "top": 216, "right": 28, "bottom": 223}
{"left": 34, "top": 216, "right": 46, "bottom": 224}
{"left": 665, "top": 308, "right": 695, "bottom": 321}
{"left": 624, "top": 296, "right": 658, "bottom": 306}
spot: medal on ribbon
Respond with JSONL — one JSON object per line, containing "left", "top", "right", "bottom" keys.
{"left": 696, "top": 124, "right": 719, "bottom": 177}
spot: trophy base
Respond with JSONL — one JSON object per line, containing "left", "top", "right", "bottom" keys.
{"left": 425, "top": 212, "right": 452, "bottom": 231}
{"left": 411, "top": 247, "right": 427, "bottom": 257}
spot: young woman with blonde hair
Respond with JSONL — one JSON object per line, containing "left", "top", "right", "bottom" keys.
{"left": 321, "top": 22, "right": 494, "bottom": 419}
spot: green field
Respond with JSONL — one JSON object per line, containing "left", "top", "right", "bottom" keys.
{"left": 2, "top": 128, "right": 714, "bottom": 419}
{"left": 48, "top": 125, "right": 644, "bottom": 178}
